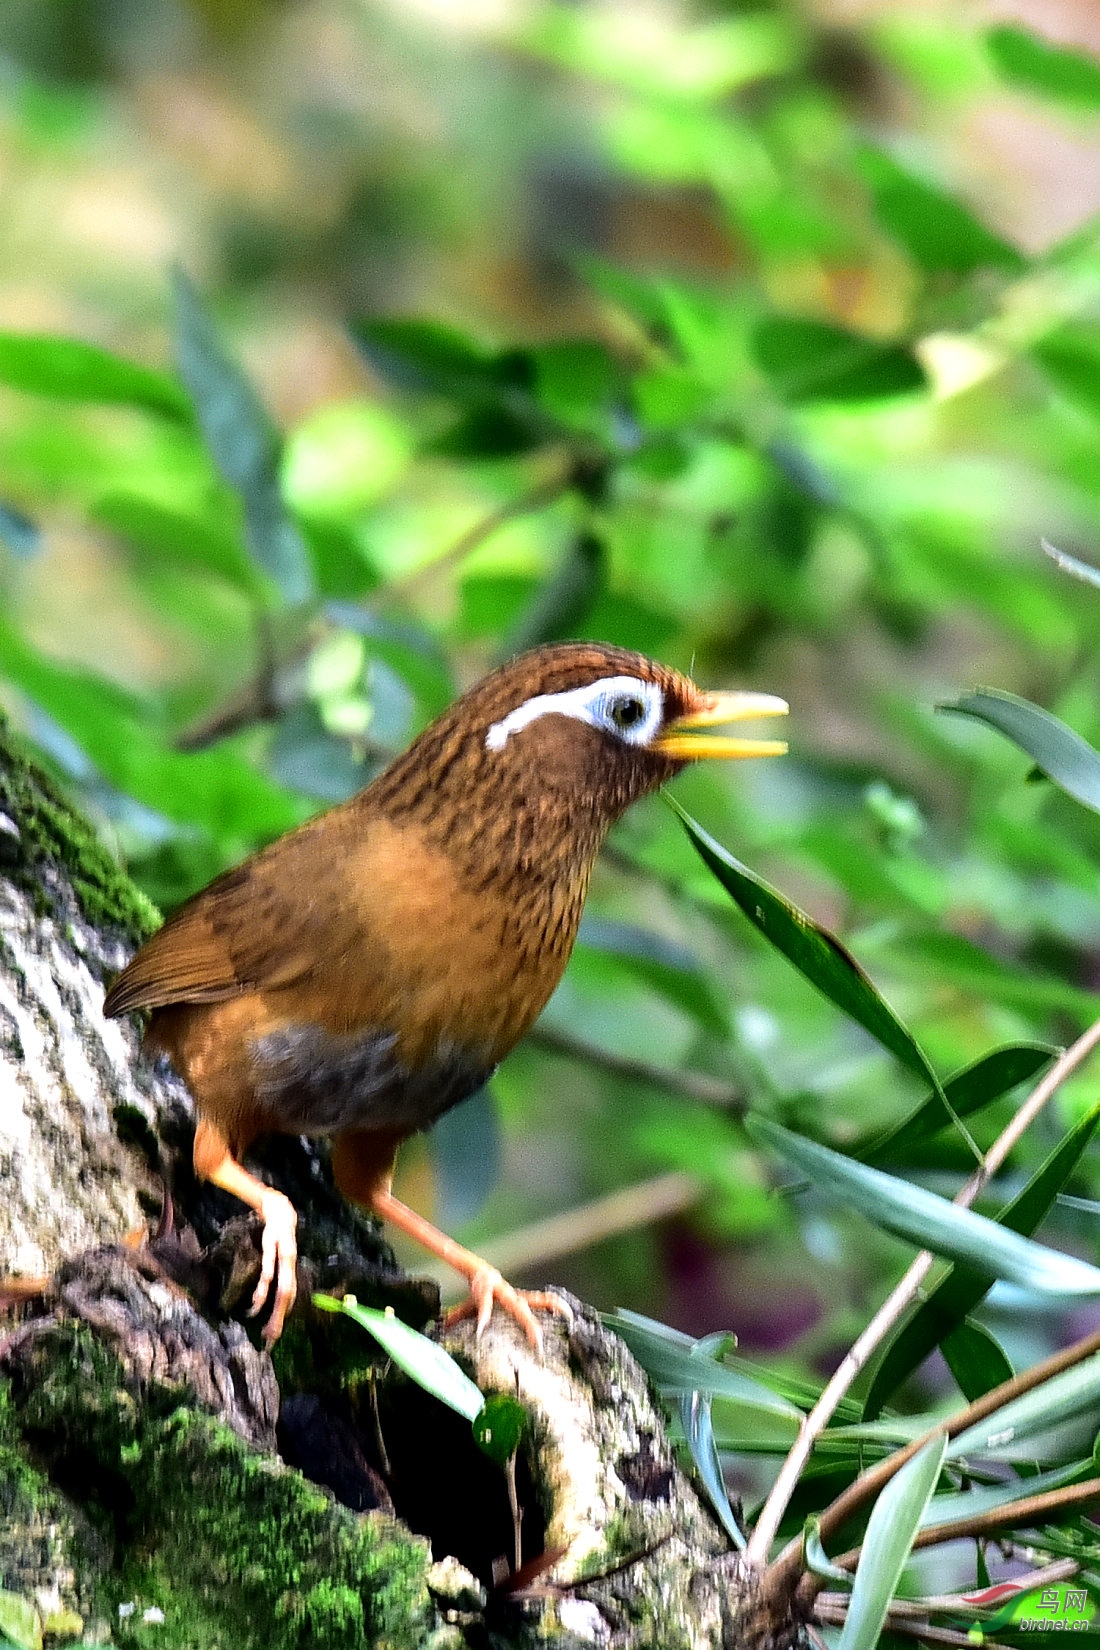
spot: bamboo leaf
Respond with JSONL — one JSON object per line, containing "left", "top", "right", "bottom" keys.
{"left": 938, "top": 689, "right": 1100, "bottom": 817}
{"left": 314, "top": 1293, "right": 484, "bottom": 1421}
{"left": 863, "top": 1103, "right": 1100, "bottom": 1418}
{"left": 920, "top": 1459, "right": 1090, "bottom": 1530}
{"left": 608, "top": 1310, "right": 801, "bottom": 1417}
{"left": 672, "top": 800, "right": 941, "bottom": 1090}
{"left": 803, "top": 1518, "right": 855, "bottom": 1584}
{"left": 837, "top": 1434, "right": 947, "bottom": 1650}
{"left": 679, "top": 1390, "right": 745, "bottom": 1550}
{"left": 857, "top": 1044, "right": 1054, "bottom": 1167}
{"left": 941, "top": 1320, "right": 1014, "bottom": 1402}
{"left": 950, "top": 1355, "right": 1100, "bottom": 1461}
{"left": 751, "top": 1118, "right": 1100, "bottom": 1297}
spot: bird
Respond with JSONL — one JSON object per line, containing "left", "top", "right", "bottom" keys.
{"left": 103, "top": 642, "right": 787, "bottom": 1348}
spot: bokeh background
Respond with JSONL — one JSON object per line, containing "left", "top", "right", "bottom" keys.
{"left": 4, "top": 0, "right": 1100, "bottom": 1448}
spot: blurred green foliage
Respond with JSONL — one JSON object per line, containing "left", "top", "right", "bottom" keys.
{"left": 4, "top": 0, "right": 1100, "bottom": 1435}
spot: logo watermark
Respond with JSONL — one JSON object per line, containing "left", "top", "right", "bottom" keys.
{"left": 965, "top": 1582, "right": 1098, "bottom": 1640}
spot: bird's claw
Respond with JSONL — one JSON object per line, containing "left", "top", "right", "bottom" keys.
{"left": 444, "top": 1267, "right": 572, "bottom": 1354}
{"left": 249, "top": 1189, "right": 298, "bottom": 1346}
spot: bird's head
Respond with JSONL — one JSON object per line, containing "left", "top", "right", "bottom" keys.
{"left": 380, "top": 643, "right": 788, "bottom": 840}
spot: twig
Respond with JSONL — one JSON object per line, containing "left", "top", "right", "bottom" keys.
{"left": 177, "top": 461, "right": 575, "bottom": 750}
{"left": 901, "top": 1555, "right": 1081, "bottom": 1612}
{"left": 747, "top": 1012, "right": 1100, "bottom": 1570}
{"left": 379, "top": 460, "right": 576, "bottom": 606}
{"left": 813, "top": 1601, "right": 1013, "bottom": 1649}
{"left": 449, "top": 1172, "right": 702, "bottom": 1282}
{"left": 908, "top": 1479, "right": 1100, "bottom": 1554}
{"left": 776, "top": 1320, "right": 1100, "bottom": 1616}
{"left": 788, "top": 1321, "right": 1100, "bottom": 1577}
{"left": 176, "top": 610, "right": 281, "bottom": 750}
{"left": 822, "top": 1483, "right": 1099, "bottom": 1580}
{"left": 529, "top": 1025, "right": 744, "bottom": 1109}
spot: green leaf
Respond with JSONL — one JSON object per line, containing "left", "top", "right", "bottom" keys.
{"left": 987, "top": 25, "right": 1100, "bottom": 107}
{"left": 502, "top": 532, "right": 605, "bottom": 655}
{"left": 857, "top": 1044, "right": 1054, "bottom": 1168}
{"left": 938, "top": 689, "right": 1100, "bottom": 816}
{"left": 751, "top": 1117, "right": 1100, "bottom": 1297}
{"left": 0, "top": 1591, "right": 41, "bottom": 1650}
{"left": 804, "top": 1517, "right": 855, "bottom": 1584}
{"left": 752, "top": 317, "right": 924, "bottom": 402}
{"left": 0, "top": 332, "right": 190, "bottom": 419}
{"left": 351, "top": 317, "right": 527, "bottom": 401}
{"left": 672, "top": 800, "right": 942, "bottom": 1090}
{"left": 92, "top": 490, "right": 263, "bottom": 596}
{"left": 920, "top": 1459, "right": 1091, "bottom": 1531}
{"left": 679, "top": 1389, "right": 745, "bottom": 1550}
{"left": 949, "top": 1353, "right": 1100, "bottom": 1461}
{"left": 427, "top": 405, "right": 542, "bottom": 459}
{"left": 577, "top": 913, "right": 729, "bottom": 1036}
{"left": 531, "top": 339, "right": 621, "bottom": 430}
{"left": 941, "top": 1320, "right": 1014, "bottom": 1402}
{"left": 837, "top": 1433, "right": 947, "bottom": 1650}
{"left": 887, "top": 930, "right": 1099, "bottom": 1021}
{"left": 472, "top": 1392, "right": 527, "bottom": 1465}
{"left": 859, "top": 147, "right": 1024, "bottom": 275}
{"left": 864, "top": 1103, "right": 1100, "bottom": 1419}
{"left": 0, "top": 619, "right": 303, "bottom": 841}
{"left": 313, "top": 1293, "right": 484, "bottom": 1421}
{"left": 1033, "top": 329, "right": 1100, "bottom": 421}
{"left": 633, "top": 363, "right": 710, "bottom": 429}
{"left": 172, "top": 267, "right": 314, "bottom": 606}
{"left": 608, "top": 1310, "right": 802, "bottom": 1418}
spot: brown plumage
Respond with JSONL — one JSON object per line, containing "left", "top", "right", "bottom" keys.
{"left": 104, "top": 641, "right": 787, "bottom": 1346}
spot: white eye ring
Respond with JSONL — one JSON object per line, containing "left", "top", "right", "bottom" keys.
{"left": 486, "top": 675, "right": 665, "bottom": 751}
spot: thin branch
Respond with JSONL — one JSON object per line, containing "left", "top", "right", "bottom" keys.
{"left": 529, "top": 1025, "right": 744, "bottom": 1110}
{"left": 813, "top": 1602, "right": 1014, "bottom": 1649}
{"left": 775, "top": 1321, "right": 1100, "bottom": 1618}
{"left": 177, "top": 460, "right": 575, "bottom": 750}
{"left": 821, "top": 1482, "right": 1100, "bottom": 1581}
{"left": 812, "top": 1556, "right": 1083, "bottom": 1649}
{"left": 900, "top": 1556, "right": 1081, "bottom": 1613}
{"left": 747, "top": 1012, "right": 1100, "bottom": 1571}
{"left": 176, "top": 609, "right": 282, "bottom": 750}
{"left": 450, "top": 1172, "right": 701, "bottom": 1281}
{"left": 379, "top": 459, "right": 576, "bottom": 606}
{"left": 909, "top": 1479, "right": 1100, "bottom": 1554}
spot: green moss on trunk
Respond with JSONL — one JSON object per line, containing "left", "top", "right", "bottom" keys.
{"left": 8, "top": 1323, "right": 437, "bottom": 1650}
{"left": 0, "top": 712, "right": 158, "bottom": 940}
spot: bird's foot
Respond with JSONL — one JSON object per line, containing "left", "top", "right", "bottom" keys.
{"left": 249, "top": 1188, "right": 298, "bottom": 1346}
{"left": 443, "top": 1267, "right": 572, "bottom": 1354}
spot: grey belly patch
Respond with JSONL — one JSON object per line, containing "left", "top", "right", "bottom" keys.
{"left": 247, "top": 1023, "right": 491, "bottom": 1136}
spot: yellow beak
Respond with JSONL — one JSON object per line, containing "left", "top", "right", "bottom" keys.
{"left": 653, "top": 690, "right": 789, "bottom": 761}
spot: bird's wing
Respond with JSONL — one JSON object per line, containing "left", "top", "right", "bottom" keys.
{"left": 103, "top": 815, "right": 353, "bottom": 1016}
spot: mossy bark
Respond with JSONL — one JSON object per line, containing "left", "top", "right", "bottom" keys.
{"left": 0, "top": 716, "right": 797, "bottom": 1650}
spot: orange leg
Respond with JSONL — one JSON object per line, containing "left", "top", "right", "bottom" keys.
{"left": 332, "top": 1129, "right": 568, "bottom": 1354}
{"left": 193, "top": 1117, "right": 298, "bottom": 1345}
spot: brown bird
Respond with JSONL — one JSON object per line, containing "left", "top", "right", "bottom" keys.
{"left": 104, "top": 642, "right": 787, "bottom": 1347}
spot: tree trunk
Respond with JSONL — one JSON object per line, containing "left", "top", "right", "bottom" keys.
{"left": 0, "top": 716, "right": 796, "bottom": 1650}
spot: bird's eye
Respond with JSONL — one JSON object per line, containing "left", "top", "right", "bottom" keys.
{"left": 609, "top": 695, "right": 646, "bottom": 730}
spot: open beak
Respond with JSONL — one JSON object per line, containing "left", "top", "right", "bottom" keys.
{"left": 653, "top": 690, "right": 789, "bottom": 761}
